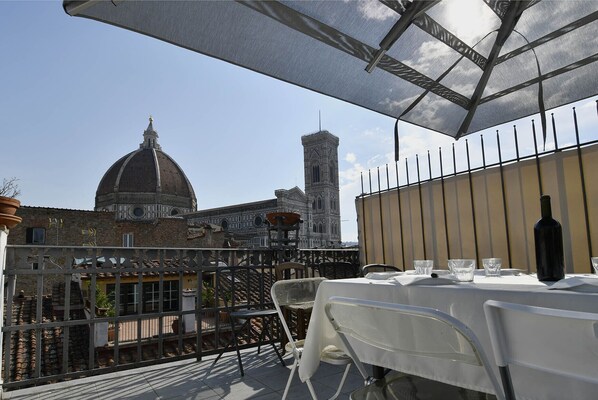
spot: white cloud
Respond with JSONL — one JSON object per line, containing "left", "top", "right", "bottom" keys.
{"left": 356, "top": 0, "right": 396, "bottom": 21}
{"left": 345, "top": 152, "right": 357, "bottom": 163}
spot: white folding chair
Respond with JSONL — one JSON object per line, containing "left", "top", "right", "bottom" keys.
{"left": 271, "top": 278, "right": 352, "bottom": 400}
{"left": 325, "top": 296, "right": 505, "bottom": 400}
{"left": 484, "top": 300, "right": 598, "bottom": 400}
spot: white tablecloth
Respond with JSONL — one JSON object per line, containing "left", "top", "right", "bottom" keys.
{"left": 298, "top": 273, "right": 598, "bottom": 400}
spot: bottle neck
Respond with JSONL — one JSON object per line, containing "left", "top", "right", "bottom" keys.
{"left": 540, "top": 195, "right": 552, "bottom": 219}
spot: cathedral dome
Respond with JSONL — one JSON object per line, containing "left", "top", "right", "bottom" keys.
{"left": 95, "top": 118, "right": 197, "bottom": 220}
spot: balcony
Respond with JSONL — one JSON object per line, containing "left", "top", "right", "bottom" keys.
{"left": 0, "top": 246, "right": 359, "bottom": 396}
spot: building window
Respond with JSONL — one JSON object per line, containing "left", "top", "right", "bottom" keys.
{"left": 123, "top": 233, "right": 134, "bottom": 247}
{"left": 108, "top": 283, "right": 139, "bottom": 315}
{"left": 254, "top": 215, "right": 263, "bottom": 227}
{"left": 171, "top": 208, "right": 179, "bottom": 216}
{"left": 221, "top": 219, "right": 229, "bottom": 230}
{"left": 312, "top": 165, "right": 320, "bottom": 183}
{"left": 143, "top": 282, "right": 160, "bottom": 313}
{"left": 317, "top": 197, "right": 323, "bottom": 210}
{"left": 329, "top": 164, "right": 335, "bottom": 184}
{"left": 318, "top": 223, "right": 323, "bottom": 233}
{"left": 313, "top": 224, "right": 317, "bottom": 233}
{"left": 133, "top": 207, "right": 144, "bottom": 217}
{"left": 26, "top": 228, "right": 46, "bottom": 244}
{"left": 142, "top": 281, "right": 179, "bottom": 313}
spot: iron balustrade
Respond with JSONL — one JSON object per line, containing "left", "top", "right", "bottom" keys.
{"left": 0, "top": 245, "right": 359, "bottom": 390}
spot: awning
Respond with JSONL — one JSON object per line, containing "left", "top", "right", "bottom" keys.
{"left": 63, "top": 0, "right": 598, "bottom": 140}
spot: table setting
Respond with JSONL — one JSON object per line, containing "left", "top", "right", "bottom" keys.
{"left": 299, "top": 256, "right": 598, "bottom": 400}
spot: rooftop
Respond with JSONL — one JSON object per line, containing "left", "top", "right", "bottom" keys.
{"left": 3, "top": 347, "right": 364, "bottom": 400}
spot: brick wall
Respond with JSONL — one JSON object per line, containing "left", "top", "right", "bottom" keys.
{"left": 8, "top": 206, "right": 220, "bottom": 248}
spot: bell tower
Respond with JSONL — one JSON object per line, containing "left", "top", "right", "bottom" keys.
{"left": 302, "top": 130, "right": 341, "bottom": 247}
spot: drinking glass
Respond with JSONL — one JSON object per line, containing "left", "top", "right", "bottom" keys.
{"left": 591, "top": 257, "right": 598, "bottom": 274}
{"left": 414, "top": 260, "right": 433, "bottom": 275}
{"left": 482, "top": 258, "right": 502, "bottom": 277}
{"left": 448, "top": 259, "right": 476, "bottom": 282}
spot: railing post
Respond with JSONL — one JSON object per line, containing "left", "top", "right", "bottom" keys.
{"left": 0, "top": 226, "right": 9, "bottom": 398}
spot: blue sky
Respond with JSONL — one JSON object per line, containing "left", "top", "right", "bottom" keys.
{"left": 1, "top": 1, "right": 596, "bottom": 242}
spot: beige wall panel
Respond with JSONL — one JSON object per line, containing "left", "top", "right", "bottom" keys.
{"left": 582, "top": 145, "right": 598, "bottom": 263}
{"left": 381, "top": 192, "right": 400, "bottom": 264}
{"left": 540, "top": 150, "right": 592, "bottom": 273}
{"left": 502, "top": 159, "right": 540, "bottom": 271}
{"left": 418, "top": 180, "right": 448, "bottom": 267}
{"left": 358, "top": 144, "right": 597, "bottom": 273}
{"left": 471, "top": 168, "right": 509, "bottom": 264}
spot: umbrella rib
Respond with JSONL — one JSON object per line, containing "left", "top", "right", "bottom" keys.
{"left": 456, "top": 0, "right": 529, "bottom": 139}
{"left": 482, "top": 0, "right": 539, "bottom": 19}
{"left": 480, "top": 53, "right": 598, "bottom": 104}
{"left": 497, "top": 10, "right": 598, "bottom": 65}
{"left": 412, "top": 13, "right": 488, "bottom": 70}
{"left": 365, "top": 0, "right": 440, "bottom": 73}
{"left": 239, "top": 0, "right": 468, "bottom": 108}
{"left": 379, "top": 1, "right": 488, "bottom": 70}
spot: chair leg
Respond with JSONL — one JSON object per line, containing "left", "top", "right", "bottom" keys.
{"left": 282, "top": 358, "right": 299, "bottom": 400}
{"left": 230, "top": 319, "right": 246, "bottom": 376}
{"left": 261, "top": 315, "right": 285, "bottom": 367}
{"left": 306, "top": 378, "right": 319, "bottom": 400}
{"left": 327, "top": 364, "right": 351, "bottom": 400}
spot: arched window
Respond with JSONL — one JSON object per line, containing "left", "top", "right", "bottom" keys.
{"left": 313, "top": 224, "right": 317, "bottom": 233}
{"left": 312, "top": 200, "right": 316, "bottom": 210}
{"left": 312, "top": 165, "right": 320, "bottom": 183}
{"left": 317, "top": 197, "right": 323, "bottom": 209}
{"left": 329, "top": 163, "right": 335, "bottom": 184}
{"left": 318, "top": 223, "right": 323, "bottom": 233}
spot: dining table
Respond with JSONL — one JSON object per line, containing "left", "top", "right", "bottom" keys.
{"left": 297, "top": 270, "right": 598, "bottom": 400}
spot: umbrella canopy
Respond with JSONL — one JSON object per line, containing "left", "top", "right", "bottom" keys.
{"left": 64, "top": 0, "right": 598, "bottom": 139}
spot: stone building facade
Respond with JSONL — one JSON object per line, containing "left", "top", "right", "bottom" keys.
{"left": 185, "top": 130, "right": 342, "bottom": 248}
{"left": 95, "top": 118, "right": 197, "bottom": 220}
{"left": 9, "top": 123, "right": 341, "bottom": 250}
{"left": 302, "top": 131, "right": 341, "bottom": 246}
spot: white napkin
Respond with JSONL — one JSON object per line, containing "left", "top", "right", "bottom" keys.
{"left": 365, "top": 272, "right": 403, "bottom": 280}
{"left": 393, "top": 275, "right": 458, "bottom": 286}
{"left": 547, "top": 276, "right": 598, "bottom": 292}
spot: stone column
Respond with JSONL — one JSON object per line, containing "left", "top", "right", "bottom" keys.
{"left": 182, "top": 289, "right": 196, "bottom": 333}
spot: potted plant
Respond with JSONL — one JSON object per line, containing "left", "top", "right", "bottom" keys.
{"left": 0, "top": 177, "right": 22, "bottom": 228}
{"left": 94, "top": 285, "right": 117, "bottom": 340}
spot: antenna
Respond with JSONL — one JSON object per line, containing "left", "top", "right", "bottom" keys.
{"left": 319, "top": 110, "right": 322, "bottom": 132}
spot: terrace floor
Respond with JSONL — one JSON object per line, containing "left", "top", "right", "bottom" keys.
{"left": 3, "top": 347, "right": 364, "bottom": 399}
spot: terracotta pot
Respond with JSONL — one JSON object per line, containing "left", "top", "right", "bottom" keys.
{"left": 266, "top": 212, "right": 301, "bottom": 226}
{"left": 0, "top": 196, "right": 20, "bottom": 215}
{"left": 0, "top": 213, "right": 22, "bottom": 229}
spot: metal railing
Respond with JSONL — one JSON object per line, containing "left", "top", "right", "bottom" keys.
{"left": 0, "top": 245, "right": 358, "bottom": 390}
{"left": 357, "top": 102, "right": 598, "bottom": 271}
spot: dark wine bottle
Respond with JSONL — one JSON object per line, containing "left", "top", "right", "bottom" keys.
{"left": 534, "top": 195, "right": 564, "bottom": 281}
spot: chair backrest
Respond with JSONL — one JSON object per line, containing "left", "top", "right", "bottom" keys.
{"left": 271, "top": 278, "right": 326, "bottom": 351}
{"left": 361, "top": 263, "right": 402, "bottom": 275}
{"left": 484, "top": 300, "right": 598, "bottom": 387}
{"left": 275, "top": 262, "right": 308, "bottom": 280}
{"left": 317, "top": 262, "right": 359, "bottom": 279}
{"left": 326, "top": 296, "right": 505, "bottom": 400}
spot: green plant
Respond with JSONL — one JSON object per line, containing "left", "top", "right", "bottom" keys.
{"left": 0, "top": 177, "right": 21, "bottom": 198}
{"left": 95, "top": 285, "right": 116, "bottom": 317}
{"left": 201, "top": 284, "right": 215, "bottom": 308}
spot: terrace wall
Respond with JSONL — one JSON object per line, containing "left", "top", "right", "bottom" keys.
{"left": 357, "top": 142, "right": 598, "bottom": 273}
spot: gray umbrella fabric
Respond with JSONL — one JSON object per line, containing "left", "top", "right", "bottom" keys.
{"left": 64, "top": 0, "right": 598, "bottom": 139}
